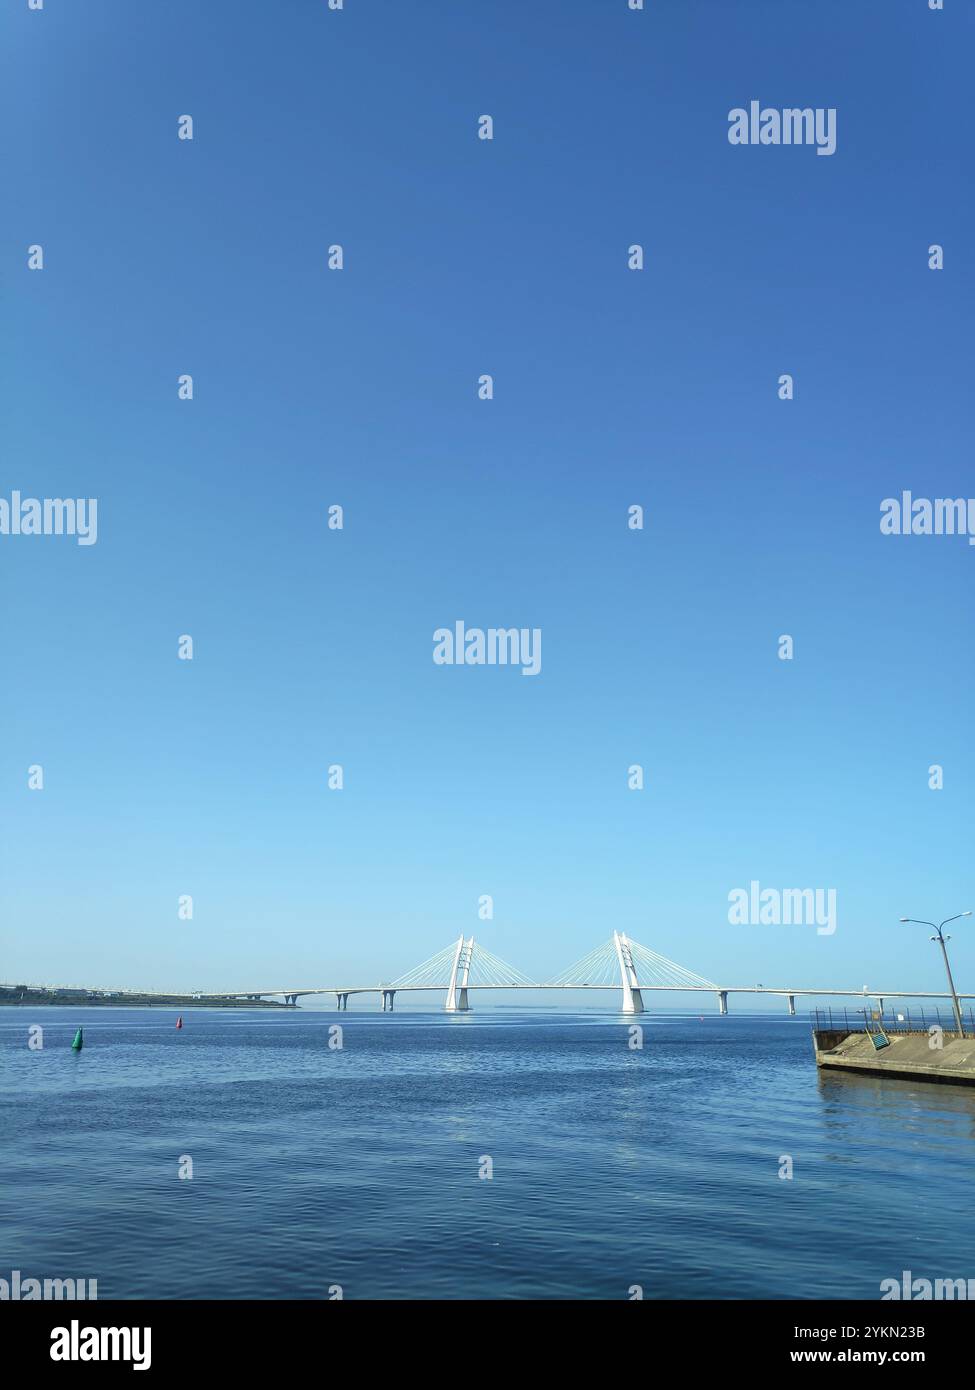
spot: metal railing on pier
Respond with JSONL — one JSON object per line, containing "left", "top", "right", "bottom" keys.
{"left": 811, "top": 1005, "right": 975, "bottom": 1036}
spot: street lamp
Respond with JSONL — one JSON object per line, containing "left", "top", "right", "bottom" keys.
{"left": 899, "top": 912, "right": 971, "bottom": 1037}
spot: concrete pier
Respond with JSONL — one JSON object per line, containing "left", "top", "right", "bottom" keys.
{"left": 813, "top": 1029, "right": 975, "bottom": 1086}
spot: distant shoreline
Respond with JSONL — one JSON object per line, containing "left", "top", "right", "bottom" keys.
{"left": 0, "top": 991, "right": 289, "bottom": 1010}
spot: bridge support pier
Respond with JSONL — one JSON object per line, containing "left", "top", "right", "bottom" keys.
{"left": 788, "top": 994, "right": 796, "bottom": 1016}
{"left": 379, "top": 990, "right": 396, "bottom": 1012}
{"left": 336, "top": 993, "right": 348, "bottom": 1010}
{"left": 613, "top": 931, "right": 645, "bottom": 1014}
{"left": 444, "top": 936, "right": 474, "bottom": 1011}
{"left": 717, "top": 990, "right": 729, "bottom": 1015}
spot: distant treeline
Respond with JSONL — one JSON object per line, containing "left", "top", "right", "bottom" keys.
{"left": 0, "top": 985, "right": 286, "bottom": 1008}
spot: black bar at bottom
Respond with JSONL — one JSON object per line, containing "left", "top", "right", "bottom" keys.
{"left": 1, "top": 1298, "right": 966, "bottom": 1374}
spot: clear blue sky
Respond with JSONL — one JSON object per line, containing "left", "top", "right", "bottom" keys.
{"left": 2, "top": 0, "right": 972, "bottom": 1001}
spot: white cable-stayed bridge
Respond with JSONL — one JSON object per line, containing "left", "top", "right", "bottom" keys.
{"left": 214, "top": 933, "right": 974, "bottom": 1016}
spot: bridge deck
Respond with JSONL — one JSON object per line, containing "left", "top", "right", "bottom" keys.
{"left": 216, "top": 984, "right": 975, "bottom": 1001}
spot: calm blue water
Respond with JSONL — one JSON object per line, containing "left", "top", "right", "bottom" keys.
{"left": 3, "top": 1007, "right": 973, "bottom": 1300}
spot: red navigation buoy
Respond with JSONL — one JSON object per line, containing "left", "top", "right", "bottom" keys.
{"left": 176, "top": 1016, "right": 183, "bottom": 1030}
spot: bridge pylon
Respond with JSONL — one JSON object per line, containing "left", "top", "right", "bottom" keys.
{"left": 613, "top": 931, "right": 645, "bottom": 1014}
{"left": 445, "top": 935, "right": 474, "bottom": 1012}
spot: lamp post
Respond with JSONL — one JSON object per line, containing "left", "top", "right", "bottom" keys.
{"left": 899, "top": 912, "right": 971, "bottom": 1038}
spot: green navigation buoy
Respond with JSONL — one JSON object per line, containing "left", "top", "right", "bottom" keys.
{"left": 71, "top": 1028, "right": 84, "bottom": 1052}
